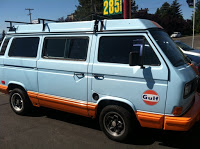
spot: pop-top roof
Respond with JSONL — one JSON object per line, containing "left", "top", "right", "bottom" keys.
{"left": 7, "top": 19, "right": 162, "bottom": 34}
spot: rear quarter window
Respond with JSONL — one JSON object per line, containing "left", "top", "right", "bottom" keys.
{"left": 0, "top": 38, "right": 11, "bottom": 55}
{"left": 8, "top": 37, "right": 39, "bottom": 58}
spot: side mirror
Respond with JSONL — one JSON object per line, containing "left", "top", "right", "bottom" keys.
{"left": 129, "top": 51, "right": 144, "bottom": 68}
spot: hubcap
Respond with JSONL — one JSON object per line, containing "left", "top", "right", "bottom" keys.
{"left": 103, "top": 112, "right": 125, "bottom": 137}
{"left": 11, "top": 93, "right": 24, "bottom": 112}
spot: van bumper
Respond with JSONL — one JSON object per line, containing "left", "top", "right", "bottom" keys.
{"left": 0, "top": 85, "right": 9, "bottom": 94}
{"left": 164, "top": 93, "right": 200, "bottom": 131}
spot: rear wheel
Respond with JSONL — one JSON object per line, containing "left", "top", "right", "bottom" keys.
{"left": 99, "top": 105, "right": 134, "bottom": 142}
{"left": 10, "top": 88, "right": 32, "bottom": 115}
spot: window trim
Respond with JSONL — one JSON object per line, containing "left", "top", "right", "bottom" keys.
{"left": 0, "top": 37, "right": 11, "bottom": 56}
{"left": 42, "top": 36, "right": 89, "bottom": 61}
{"left": 97, "top": 35, "right": 161, "bottom": 66}
{"left": 8, "top": 37, "right": 40, "bottom": 58}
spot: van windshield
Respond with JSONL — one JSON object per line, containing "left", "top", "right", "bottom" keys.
{"left": 150, "top": 30, "right": 188, "bottom": 67}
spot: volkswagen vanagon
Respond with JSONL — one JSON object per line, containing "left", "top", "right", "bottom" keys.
{"left": 0, "top": 19, "right": 200, "bottom": 141}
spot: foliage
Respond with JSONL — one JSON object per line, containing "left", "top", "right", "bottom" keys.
{"left": 153, "top": 0, "right": 191, "bottom": 35}
{"left": 195, "top": 0, "right": 200, "bottom": 33}
{"left": 73, "top": 0, "right": 103, "bottom": 21}
{"left": 171, "top": 0, "right": 183, "bottom": 19}
{"left": 1, "top": 30, "right": 5, "bottom": 41}
{"left": 131, "top": 0, "right": 138, "bottom": 17}
{"left": 132, "top": 0, "right": 192, "bottom": 35}
{"left": 155, "top": 2, "right": 171, "bottom": 18}
{"left": 59, "top": 0, "right": 194, "bottom": 35}
{"left": 58, "top": 17, "right": 65, "bottom": 22}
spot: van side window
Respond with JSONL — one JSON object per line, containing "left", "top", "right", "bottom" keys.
{"left": 43, "top": 37, "right": 89, "bottom": 61}
{"left": 43, "top": 39, "right": 66, "bottom": 58}
{"left": 98, "top": 36, "right": 161, "bottom": 66}
{"left": 8, "top": 37, "right": 39, "bottom": 57}
{"left": 0, "top": 38, "right": 11, "bottom": 55}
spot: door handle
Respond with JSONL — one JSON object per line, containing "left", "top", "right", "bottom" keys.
{"left": 74, "top": 72, "right": 85, "bottom": 78}
{"left": 93, "top": 74, "right": 104, "bottom": 80}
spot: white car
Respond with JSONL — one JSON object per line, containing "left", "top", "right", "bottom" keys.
{"left": 171, "top": 32, "right": 181, "bottom": 38}
{"left": 175, "top": 41, "right": 200, "bottom": 62}
{"left": 175, "top": 41, "right": 200, "bottom": 73}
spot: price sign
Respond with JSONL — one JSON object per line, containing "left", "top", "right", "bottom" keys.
{"left": 103, "top": 0, "right": 122, "bottom": 15}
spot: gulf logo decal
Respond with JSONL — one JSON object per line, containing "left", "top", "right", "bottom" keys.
{"left": 142, "top": 90, "right": 159, "bottom": 106}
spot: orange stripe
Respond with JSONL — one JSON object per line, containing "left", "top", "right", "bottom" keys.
{"left": 135, "top": 111, "right": 164, "bottom": 129}
{"left": 27, "top": 92, "right": 97, "bottom": 118}
{"left": 164, "top": 93, "right": 200, "bottom": 131}
{"left": 0, "top": 85, "right": 9, "bottom": 94}
{"left": 4, "top": 86, "right": 200, "bottom": 131}
{"left": 27, "top": 91, "right": 40, "bottom": 107}
{"left": 87, "top": 103, "right": 98, "bottom": 118}
{"left": 136, "top": 94, "right": 200, "bottom": 131}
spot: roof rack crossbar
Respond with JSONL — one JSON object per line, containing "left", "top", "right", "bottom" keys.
{"left": 38, "top": 18, "right": 60, "bottom": 23}
{"left": 93, "top": 20, "right": 104, "bottom": 33}
{"left": 5, "top": 21, "right": 32, "bottom": 24}
{"left": 38, "top": 18, "right": 61, "bottom": 31}
{"left": 5, "top": 20, "right": 32, "bottom": 31}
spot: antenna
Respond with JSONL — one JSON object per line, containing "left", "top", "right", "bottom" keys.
{"left": 25, "top": 8, "right": 34, "bottom": 23}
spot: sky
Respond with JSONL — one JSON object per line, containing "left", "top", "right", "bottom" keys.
{"left": 0, "top": 0, "right": 194, "bottom": 33}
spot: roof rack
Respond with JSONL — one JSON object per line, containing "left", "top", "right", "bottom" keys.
{"left": 5, "top": 18, "right": 105, "bottom": 33}
{"left": 4, "top": 19, "right": 160, "bottom": 34}
{"left": 5, "top": 18, "right": 61, "bottom": 32}
{"left": 37, "top": 18, "right": 104, "bottom": 33}
{"left": 5, "top": 21, "right": 32, "bottom": 31}
{"left": 38, "top": 18, "right": 61, "bottom": 31}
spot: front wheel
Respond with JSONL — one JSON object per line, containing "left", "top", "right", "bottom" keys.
{"left": 10, "top": 88, "right": 32, "bottom": 115}
{"left": 99, "top": 105, "right": 134, "bottom": 142}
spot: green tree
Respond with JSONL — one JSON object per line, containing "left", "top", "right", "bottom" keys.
{"left": 155, "top": 2, "right": 170, "bottom": 17}
{"left": 170, "top": 0, "right": 183, "bottom": 19}
{"left": 2, "top": 30, "right": 5, "bottom": 41}
{"left": 131, "top": 0, "right": 138, "bottom": 18}
{"left": 58, "top": 17, "right": 65, "bottom": 22}
{"left": 195, "top": 0, "right": 200, "bottom": 33}
{"left": 154, "top": 0, "right": 186, "bottom": 35}
{"left": 74, "top": 0, "right": 103, "bottom": 21}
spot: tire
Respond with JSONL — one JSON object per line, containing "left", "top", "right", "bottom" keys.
{"left": 9, "top": 88, "right": 32, "bottom": 115}
{"left": 99, "top": 105, "right": 134, "bottom": 142}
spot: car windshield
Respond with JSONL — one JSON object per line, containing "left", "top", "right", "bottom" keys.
{"left": 175, "top": 41, "right": 194, "bottom": 51}
{"left": 150, "top": 30, "right": 188, "bottom": 67}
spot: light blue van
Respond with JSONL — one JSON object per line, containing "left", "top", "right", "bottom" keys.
{"left": 0, "top": 19, "right": 200, "bottom": 141}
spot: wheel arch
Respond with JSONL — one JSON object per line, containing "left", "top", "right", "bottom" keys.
{"left": 8, "top": 81, "right": 26, "bottom": 92}
{"left": 96, "top": 96, "right": 136, "bottom": 118}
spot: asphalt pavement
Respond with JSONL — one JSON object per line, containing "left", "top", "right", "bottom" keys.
{"left": 1, "top": 93, "right": 200, "bottom": 149}
{"left": 175, "top": 35, "right": 200, "bottom": 50}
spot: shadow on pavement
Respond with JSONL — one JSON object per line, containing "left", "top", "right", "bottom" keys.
{"left": 28, "top": 107, "right": 200, "bottom": 149}
{"left": 127, "top": 124, "right": 200, "bottom": 149}
{"left": 29, "top": 107, "right": 101, "bottom": 131}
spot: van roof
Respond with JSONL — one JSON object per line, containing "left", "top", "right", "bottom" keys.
{"left": 7, "top": 19, "right": 162, "bottom": 34}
